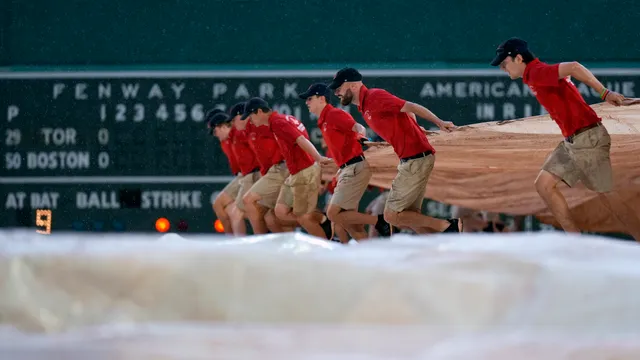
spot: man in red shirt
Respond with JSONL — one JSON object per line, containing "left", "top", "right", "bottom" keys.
{"left": 490, "top": 37, "right": 640, "bottom": 240}
{"left": 206, "top": 109, "right": 246, "bottom": 235}
{"left": 228, "top": 103, "right": 262, "bottom": 226}
{"left": 228, "top": 101, "right": 293, "bottom": 235}
{"left": 297, "top": 83, "right": 392, "bottom": 240}
{"left": 329, "top": 67, "right": 462, "bottom": 234}
{"left": 241, "top": 97, "right": 334, "bottom": 240}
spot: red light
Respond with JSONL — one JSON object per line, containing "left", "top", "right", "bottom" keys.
{"left": 214, "top": 219, "right": 225, "bottom": 233}
{"left": 155, "top": 217, "right": 170, "bottom": 232}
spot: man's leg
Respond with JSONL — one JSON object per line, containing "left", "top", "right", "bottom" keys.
{"left": 227, "top": 202, "right": 246, "bottom": 236}
{"left": 384, "top": 211, "right": 455, "bottom": 234}
{"left": 213, "top": 193, "right": 234, "bottom": 234}
{"left": 538, "top": 123, "right": 621, "bottom": 235}
{"left": 326, "top": 160, "right": 391, "bottom": 240}
{"left": 383, "top": 155, "right": 461, "bottom": 233}
{"left": 366, "top": 191, "right": 389, "bottom": 237}
{"left": 243, "top": 165, "right": 288, "bottom": 234}
{"left": 297, "top": 211, "right": 330, "bottom": 238}
{"left": 409, "top": 226, "right": 438, "bottom": 234}
{"left": 273, "top": 183, "right": 305, "bottom": 232}
{"left": 243, "top": 191, "right": 269, "bottom": 234}
{"left": 234, "top": 172, "right": 260, "bottom": 233}
{"left": 263, "top": 208, "right": 296, "bottom": 233}
{"left": 286, "top": 163, "right": 333, "bottom": 239}
{"left": 534, "top": 170, "right": 580, "bottom": 232}
{"left": 246, "top": 170, "right": 298, "bottom": 234}
{"left": 334, "top": 223, "right": 353, "bottom": 243}
{"left": 213, "top": 176, "right": 242, "bottom": 234}
{"left": 327, "top": 205, "right": 381, "bottom": 239}
{"left": 451, "top": 206, "right": 486, "bottom": 233}
{"left": 274, "top": 183, "right": 299, "bottom": 223}
{"left": 573, "top": 125, "right": 640, "bottom": 241}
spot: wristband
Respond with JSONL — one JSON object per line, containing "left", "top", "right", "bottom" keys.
{"left": 600, "top": 88, "right": 610, "bottom": 100}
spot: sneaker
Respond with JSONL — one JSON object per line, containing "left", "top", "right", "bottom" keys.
{"left": 375, "top": 214, "right": 392, "bottom": 237}
{"left": 320, "top": 215, "right": 334, "bottom": 240}
{"left": 443, "top": 218, "right": 462, "bottom": 233}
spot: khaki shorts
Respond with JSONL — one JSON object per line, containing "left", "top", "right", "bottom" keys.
{"left": 542, "top": 123, "right": 613, "bottom": 193}
{"left": 330, "top": 159, "right": 372, "bottom": 210}
{"left": 385, "top": 154, "right": 435, "bottom": 213}
{"left": 221, "top": 175, "right": 242, "bottom": 200}
{"left": 247, "top": 162, "right": 289, "bottom": 209}
{"left": 277, "top": 162, "right": 321, "bottom": 216}
{"left": 236, "top": 171, "right": 261, "bottom": 210}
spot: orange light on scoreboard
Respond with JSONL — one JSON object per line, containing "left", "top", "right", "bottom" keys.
{"left": 155, "top": 217, "right": 170, "bottom": 233}
{"left": 214, "top": 219, "right": 225, "bottom": 233}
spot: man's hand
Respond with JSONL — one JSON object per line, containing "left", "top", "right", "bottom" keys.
{"left": 319, "top": 156, "right": 333, "bottom": 166}
{"left": 436, "top": 120, "right": 456, "bottom": 132}
{"left": 605, "top": 90, "right": 625, "bottom": 106}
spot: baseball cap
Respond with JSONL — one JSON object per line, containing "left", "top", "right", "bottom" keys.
{"left": 205, "top": 108, "right": 224, "bottom": 120}
{"left": 205, "top": 108, "right": 224, "bottom": 128}
{"left": 297, "top": 83, "right": 331, "bottom": 99}
{"left": 228, "top": 102, "right": 246, "bottom": 118}
{"left": 490, "top": 37, "right": 529, "bottom": 66}
{"left": 240, "top": 97, "right": 270, "bottom": 120}
{"left": 328, "top": 67, "right": 363, "bottom": 90}
{"left": 205, "top": 110, "right": 231, "bottom": 134}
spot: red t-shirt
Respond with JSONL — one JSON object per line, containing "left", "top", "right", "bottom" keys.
{"left": 220, "top": 138, "right": 240, "bottom": 175}
{"left": 523, "top": 59, "right": 601, "bottom": 137}
{"left": 357, "top": 85, "right": 435, "bottom": 159}
{"left": 318, "top": 104, "right": 364, "bottom": 167}
{"left": 229, "top": 127, "right": 260, "bottom": 176}
{"left": 268, "top": 111, "right": 315, "bottom": 175}
{"left": 246, "top": 121, "right": 284, "bottom": 175}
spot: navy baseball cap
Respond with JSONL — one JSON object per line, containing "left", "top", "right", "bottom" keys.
{"left": 240, "top": 97, "right": 270, "bottom": 120}
{"left": 205, "top": 108, "right": 224, "bottom": 120}
{"left": 490, "top": 37, "right": 529, "bottom": 66}
{"left": 205, "top": 110, "right": 231, "bottom": 134}
{"left": 205, "top": 108, "right": 224, "bottom": 129}
{"left": 228, "top": 102, "right": 246, "bottom": 118}
{"left": 328, "top": 67, "right": 363, "bottom": 90}
{"left": 298, "top": 83, "right": 331, "bottom": 99}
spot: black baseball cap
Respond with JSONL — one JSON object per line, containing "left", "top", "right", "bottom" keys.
{"left": 490, "top": 37, "right": 530, "bottom": 66}
{"left": 240, "top": 97, "right": 270, "bottom": 120}
{"left": 205, "top": 108, "right": 224, "bottom": 127}
{"left": 298, "top": 83, "right": 331, "bottom": 100}
{"left": 328, "top": 67, "right": 363, "bottom": 90}
{"left": 228, "top": 102, "right": 246, "bottom": 118}
{"left": 205, "top": 110, "right": 231, "bottom": 134}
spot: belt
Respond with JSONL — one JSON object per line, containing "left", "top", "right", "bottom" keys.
{"left": 565, "top": 122, "right": 601, "bottom": 143}
{"left": 248, "top": 167, "right": 260, "bottom": 174}
{"left": 400, "top": 150, "right": 432, "bottom": 163}
{"left": 340, "top": 155, "right": 365, "bottom": 169}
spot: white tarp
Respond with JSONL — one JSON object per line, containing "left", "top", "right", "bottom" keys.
{"left": 1, "top": 229, "right": 640, "bottom": 359}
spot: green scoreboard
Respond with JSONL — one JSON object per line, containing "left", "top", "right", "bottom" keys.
{"left": 2, "top": 68, "right": 638, "bottom": 233}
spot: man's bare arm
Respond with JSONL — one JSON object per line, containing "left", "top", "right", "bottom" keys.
{"left": 558, "top": 61, "right": 625, "bottom": 105}
{"left": 352, "top": 123, "right": 367, "bottom": 137}
{"left": 401, "top": 102, "right": 443, "bottom": 126}
{"left": 558, "top": 62, "right": 606, "bottom": 93}
{"left": 401, "top": 102, "right": 456, "bottom": 132}
{"left": 296, "top": 136, "right": 331, "bottom": 163}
